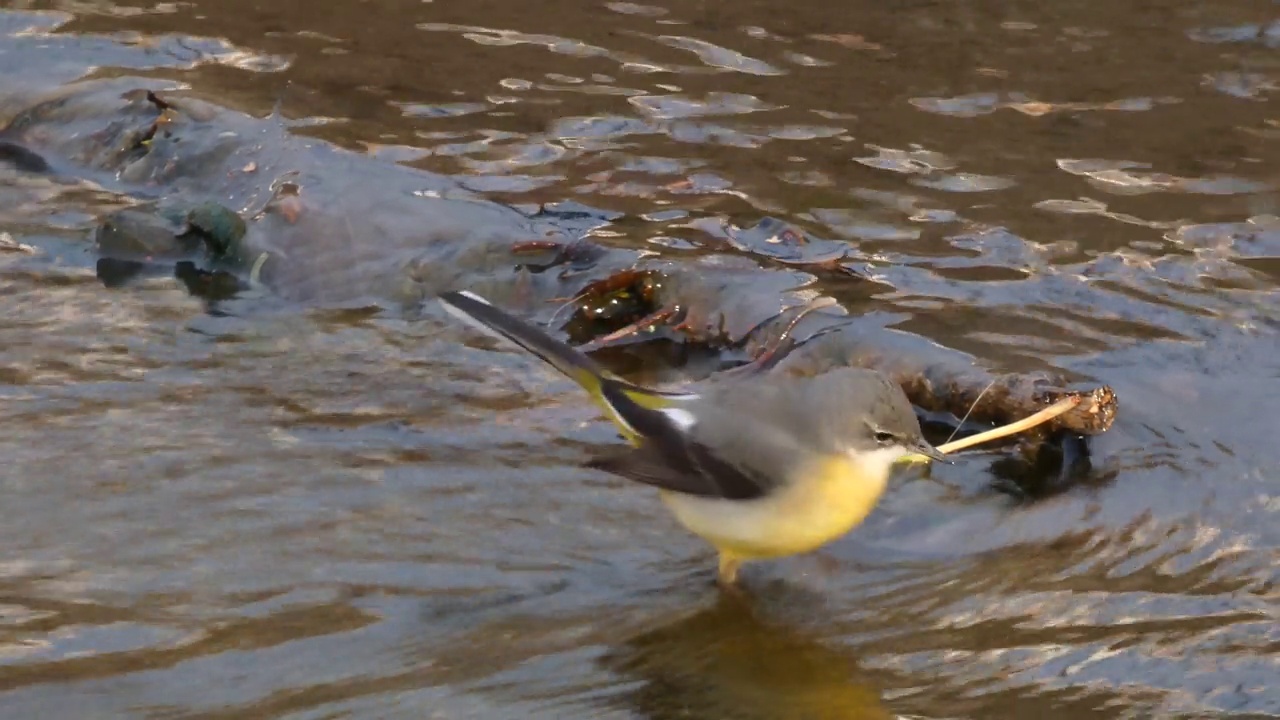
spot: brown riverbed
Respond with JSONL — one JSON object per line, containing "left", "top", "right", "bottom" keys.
{"left": 1, "top": 0, "right": 1278, "bottom": 718}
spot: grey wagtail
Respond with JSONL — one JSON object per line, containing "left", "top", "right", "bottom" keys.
{"left": 439, "top": 289, "right": 948, "bottom": 587}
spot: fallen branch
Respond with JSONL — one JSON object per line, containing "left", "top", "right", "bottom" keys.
{"left": 764, "top": 321, "right": 1118, "bottom": 437}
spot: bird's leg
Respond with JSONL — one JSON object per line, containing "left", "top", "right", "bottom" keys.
{"left": 716, "top": 553, "right": 742, "bottom": 589}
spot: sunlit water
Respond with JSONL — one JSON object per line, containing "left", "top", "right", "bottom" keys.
{"left": 1, "top": 0, "right": 1278, "bottom": 718}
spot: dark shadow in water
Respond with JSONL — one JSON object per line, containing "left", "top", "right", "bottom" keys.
{"left": 596, "top": 591, "right": 892, "bottom": 720}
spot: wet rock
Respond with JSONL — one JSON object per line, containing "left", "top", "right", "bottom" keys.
{"left": 0, "top": 139, "right": 50, "bottom": 173}
{"left": 184, "top": 202, "right": 249, "bottom": 265}
{"left": 174, "top": 261, "right": 247, "bottom": 302}
{"left": 94, "top": 207, "right": 196, "bottom": 261}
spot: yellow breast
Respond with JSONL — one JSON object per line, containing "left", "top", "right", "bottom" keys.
{"left": 657, "top": 452, "right": 896, "bottom": 560}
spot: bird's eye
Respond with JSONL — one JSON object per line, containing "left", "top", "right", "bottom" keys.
{"left": 873, "top": 431, "right": 895, "bottom": 444}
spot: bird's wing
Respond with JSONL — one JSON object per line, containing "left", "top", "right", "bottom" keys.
{"left": 585, "top": 438, "right": 772, "bottom": 501}
{"left": 586, "top": 380, "right": 774, "bottom": 501}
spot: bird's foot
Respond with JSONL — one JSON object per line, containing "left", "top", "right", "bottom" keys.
{"left": 715, "top": 554, "right": 746, "bottom": 596}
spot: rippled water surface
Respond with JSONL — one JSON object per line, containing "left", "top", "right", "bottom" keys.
{"left": 2, "top": 0, "right": 1279, "bottom": 718}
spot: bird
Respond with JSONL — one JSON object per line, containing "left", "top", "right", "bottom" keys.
{"left": 438, "top": 289, "right": 948, "bottom": 587}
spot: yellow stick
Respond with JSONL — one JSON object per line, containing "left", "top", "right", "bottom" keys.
{"left": 933, "top": 396, "right": 1082, "bottom": 455}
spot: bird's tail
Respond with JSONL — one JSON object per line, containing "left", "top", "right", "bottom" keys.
{"left": 438, "top": 290, "right": 693, "bottom": 441}
{"left": 439, "top": 289, "right": 614, "bottom": 396}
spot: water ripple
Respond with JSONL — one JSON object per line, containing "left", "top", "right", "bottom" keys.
{"left": 3, "top": 0, "right": 1280, "bottom": 717}
{"left": 649, "top": 34, "right": 785, "bottom": 76}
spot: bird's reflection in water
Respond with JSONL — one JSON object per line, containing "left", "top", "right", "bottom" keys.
{"left": 596, "top": 590, "right": 892, "bottom": 720}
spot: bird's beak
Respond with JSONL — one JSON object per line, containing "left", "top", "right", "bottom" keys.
{"left": 910, "top": 440, "right": 953, "bottom": 465}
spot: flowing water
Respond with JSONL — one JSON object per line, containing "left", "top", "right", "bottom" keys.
{"left": 1, "top": 0, "right": 1279, "bottom": 718}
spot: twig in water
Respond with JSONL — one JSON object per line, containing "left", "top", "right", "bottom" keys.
{"left": 725, "top": 296, "right": 838, "bottom": 377}
{"left": 934, "top": 395, "right": 1082, "bottom": 455}
{"left": 943, "top": 377, "right": 996, "bottom": 447}
{"left": 575, "top": 307, "right": 677, "bottom": 353}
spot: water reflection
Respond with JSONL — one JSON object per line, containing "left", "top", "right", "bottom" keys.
{"left": 600, "top": 593, "right": 890, "bottom": 720}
